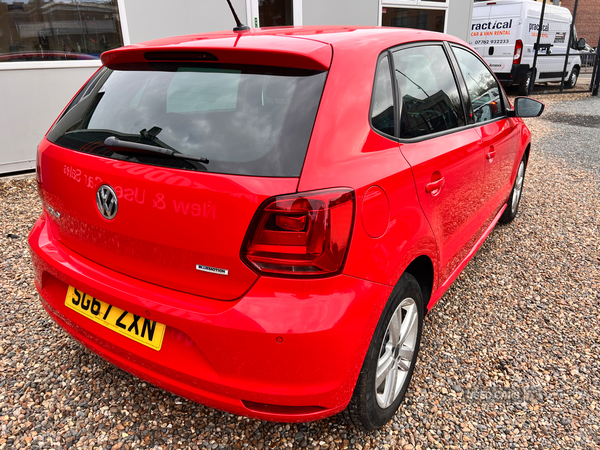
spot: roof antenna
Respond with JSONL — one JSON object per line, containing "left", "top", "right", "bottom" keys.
{"left": 225, "top": 0, "right": 250, "bottom": 32}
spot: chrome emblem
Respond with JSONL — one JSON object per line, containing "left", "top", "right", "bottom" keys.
{"left": 196, "top": 265, "right": 229, "bottom": 276}
{"left": 96, "top": 185, "right": 118, "bottom": 220}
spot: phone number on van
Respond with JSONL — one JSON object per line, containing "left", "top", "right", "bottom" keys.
{"left": 473, "top": 39, "right": 510, "bottom": 45}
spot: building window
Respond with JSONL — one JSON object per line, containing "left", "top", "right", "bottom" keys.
{"left": 381, "top": 0, "right": 448, "bottom": 33}
{"left": 382, "top": 7, "right": 445, "bottom": 32}
{"left": 247, "top": 0, "right": 301, "bottom": 28}
{"left": 259, "top": 0, "right": 293, "bottom": 27}
{"left": 0, "top": 0, "right": 124, "bottom": 63}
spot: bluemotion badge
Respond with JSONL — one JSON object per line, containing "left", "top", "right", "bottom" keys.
{"left": 196, "top": 265, "right": 229, "bottom": 276}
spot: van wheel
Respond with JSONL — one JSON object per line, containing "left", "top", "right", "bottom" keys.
{"left": 565, "top": 67, "right": 579, "bottom": 89}
{"left": 517, "top": 71, "right": 532, "bottom": 96}
{"left": 500, "top": 154, "right": 527, "bottom": 224}
{"left": 342, "top": 274, "right": 424, "bottom": 430}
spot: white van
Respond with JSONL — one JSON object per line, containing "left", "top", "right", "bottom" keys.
{"left": 471, "top": 0, "right": 586, "bottom": 94}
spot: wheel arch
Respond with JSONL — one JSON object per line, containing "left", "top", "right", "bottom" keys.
{"left": 403, "top": 255, "right": 434, "bottom": 314}
{"left": 523, "top": 142, "right": 531, "bottom": 166}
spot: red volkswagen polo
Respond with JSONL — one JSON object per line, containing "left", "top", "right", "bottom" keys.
{"left": 29, "top": 26, "right": 543, "bottom": 430}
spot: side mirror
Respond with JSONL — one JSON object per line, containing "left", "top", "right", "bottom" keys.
{"left": 512, "top": 97, "right": 545, "bottom": 118}
{"left": 577, "top": 38, "right": 586, "bottom": 50}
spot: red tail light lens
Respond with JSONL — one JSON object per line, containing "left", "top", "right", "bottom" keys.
{"left": 242, "top": 188, "right": 355, "bottom": 277}
{"left": 513, "top": 39, "right": 523, "bottom": 65}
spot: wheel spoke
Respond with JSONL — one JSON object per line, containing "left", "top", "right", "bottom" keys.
{"left": 398, "top": 348, "right": 414, "bottom": 361}
{"left": 388, "top": 309, "right": 402, "bottom": 346}
{"left": 515, "top": 177, "right": 523, "bottom": 190}
{"left": 382, "top": 362, "right": 398, "bottom": 406}
{"left": 398, "top": 303, "right": 417, "bottom": 347}
{"left": 397, "top": 358, "right": 411, "bottom": 372}
{"left": 376, "top": 349, "right": 395, "bottom": 388}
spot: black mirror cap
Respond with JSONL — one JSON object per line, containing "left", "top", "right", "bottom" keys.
{"left": 513, "top": 97, "right": 545, "bottom": 118}
{"left": 577, "top": 38, "right": 587, "bottom": 51}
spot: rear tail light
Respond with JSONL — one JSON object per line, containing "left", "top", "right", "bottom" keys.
{"left": 242, "top": 188, "right": 355, "bottom": 277}
{"left": 513, "top": 40, "right": 523, "bottom": 65}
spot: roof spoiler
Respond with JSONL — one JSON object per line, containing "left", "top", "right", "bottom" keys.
{"left": 101, "top": 37, "right": 332, "bottom": 72}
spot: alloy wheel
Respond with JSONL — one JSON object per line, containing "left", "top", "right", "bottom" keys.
{"left": 512, "top": 160, "right": 525, "bottom": 214}
{"left": 375, "top": 297, "right": 418, "bottom": 409}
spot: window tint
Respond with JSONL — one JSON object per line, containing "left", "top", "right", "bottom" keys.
{"left": 47, "top": 65, "right": 327, "bottom": 177}
{"left": 393, "top": 46, "right": 465, "bottom": 139}
{"left": 371, "top": 56, "right": 395, "bottom": 137}
{"left": 452, "top": 46, "right": 504, "bottom": 124}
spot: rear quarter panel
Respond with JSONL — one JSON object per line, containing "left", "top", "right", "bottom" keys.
{"left": 298, "top": 36, "right": 438, "bottom": 291}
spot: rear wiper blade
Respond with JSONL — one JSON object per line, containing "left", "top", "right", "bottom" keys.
{"left": 104, "top": 136, "right": 209, "bottom": 164}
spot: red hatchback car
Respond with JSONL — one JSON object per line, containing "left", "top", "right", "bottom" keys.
{"left": 29, "top": 26, "right": 544, "bottom": 430}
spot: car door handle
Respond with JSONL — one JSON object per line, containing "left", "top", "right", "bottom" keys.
{"left": 425, "top": 177, "right": 445, "bottom": 194}
{"left": 486, "top": 149, "right": 497, "bottom": 160}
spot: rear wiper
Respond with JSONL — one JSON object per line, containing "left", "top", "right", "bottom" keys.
{"left": 104, "top": 136, "right": 209, "bottom": 164}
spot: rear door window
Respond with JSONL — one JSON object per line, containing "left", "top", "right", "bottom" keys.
{"left": 392, "top": 45, "right": 466, "bottom": 139}
{"left": 47, "top": 65, "right": 328, "bottom": 177}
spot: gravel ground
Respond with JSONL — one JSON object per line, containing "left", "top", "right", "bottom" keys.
{"left": 1, "top": 92, "right": 599, "bottom": 449}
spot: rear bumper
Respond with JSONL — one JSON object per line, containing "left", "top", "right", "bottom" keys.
{"left": 28, "top": 213, "right": 392, "bottom": 422}
{"left": 497, "top": 64, "right": 529, "bottom": 86}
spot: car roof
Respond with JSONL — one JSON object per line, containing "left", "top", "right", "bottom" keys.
{"left": 101, "top": 26, "right": 468, "bottom": 71}
{"left": 136, "top": 26, "right": 458, "bottom": 47}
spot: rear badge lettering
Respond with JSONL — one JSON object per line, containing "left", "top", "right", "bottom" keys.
{"left": 46, "top": 205, "right": 61, "bottom": 219}
{"left": 196, "top": 265, "right": 229, "bottom": 276}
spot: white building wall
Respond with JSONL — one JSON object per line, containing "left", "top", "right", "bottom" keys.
{"left": 0, "top": 66, "right": 99, "bottom": 174}
{"left": 124, "top": 0, "right": 247, "bottom": 44}
{"left": 303, "top": 0, "right": 380, "bottom": 26}
{"left": 447, "top": 0, "right": 474, "bottom": 42}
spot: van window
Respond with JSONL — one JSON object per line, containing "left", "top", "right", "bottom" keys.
{"left": 371, "top": 55, "right": 395, "bottom": 137}
{"left": 392, "top": 45, "right": 465, "bottom": 139}
{"left": 452, "top": 46, "right": 504, "bottom": 124}
{"left": 47, "top": 65, "right": 327, "bottom": 177}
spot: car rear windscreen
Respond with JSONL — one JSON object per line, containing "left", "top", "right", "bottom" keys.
{"left": 47, "top": 64, "right": 328, "bottom": 177}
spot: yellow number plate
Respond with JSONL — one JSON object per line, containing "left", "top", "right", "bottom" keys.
{"left": 64, "top": 286, "right": 166, "bottom": 351}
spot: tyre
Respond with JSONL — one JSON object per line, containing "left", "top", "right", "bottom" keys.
{"left": 499, "top": 154, "right": 527, "bottom": 224}
{"left": 517, "top": 71, "right": 532, "bottom": 96}
{"left": 342, "top": 274, "right": 424, "bottom": 430}
{"left": 565, "top": 67, "right": 579, "bottom": 89}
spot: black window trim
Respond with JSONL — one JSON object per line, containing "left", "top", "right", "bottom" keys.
{"left": 448, "top": 43, "right": 510, "bottom": 127}
{"left": 368, "top": 40, "right": 515, "bottom": 145}
{"left": 443, "top": 42, "right": 474, "bottom": 126}
{"left": 368, "top": 51, "right": 398, "bottom": 140}
{"left": 369, "top": 41, "right": 512, "bottom": 144}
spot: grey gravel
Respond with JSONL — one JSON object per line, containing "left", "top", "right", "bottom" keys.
{"left": 1, "top": 92, "right": 600, "bottom": 449}
{"left": 536, "top": 95, "right": 600, "bottom": 174}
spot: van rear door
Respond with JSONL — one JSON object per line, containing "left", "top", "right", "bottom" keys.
{"left": 472, "top": 2, "right": 521, "bottom": 77}
{"left": 470, "top": 3, "right": 492, "bottom": 58}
